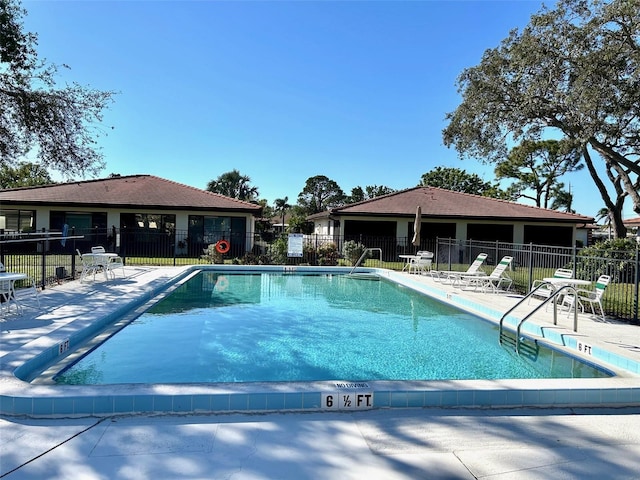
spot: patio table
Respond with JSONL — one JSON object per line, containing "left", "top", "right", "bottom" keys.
{"left": 0, "top": 272, "right": 28, "bottom": 316}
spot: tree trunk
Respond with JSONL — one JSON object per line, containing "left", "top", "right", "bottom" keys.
{"left": 581, "top": 145, "right": 628, "bottom": 238}
{"left": 590, "top": 138, "right": 640, "bottom": 215}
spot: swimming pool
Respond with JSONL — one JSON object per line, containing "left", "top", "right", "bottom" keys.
{"left": 3, "top": 265, "right": 638, "bottom": 418}
{"left": 54, "top": 271, "right": 609, "bottom": 385}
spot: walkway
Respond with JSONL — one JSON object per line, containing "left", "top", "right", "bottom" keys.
{"left": 1, "top": 266, "right": 640, "bottom": 479}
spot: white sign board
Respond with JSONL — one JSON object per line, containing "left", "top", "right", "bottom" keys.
{"left": 287, "top": 233, "right": 304, "bottom": 257}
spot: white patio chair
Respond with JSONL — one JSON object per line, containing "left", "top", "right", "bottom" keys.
{"left": 91, "top": 246, "right": 124, "bottom": 279}
{"left": 528, "top": 268, "right": 574, "bottom": 305}
{"left": 105, "top": 255, "right": 125, "bottom": 279}
{"left": 77, "top": 249, "right": 100, "bottom": 283}
{"left": 562, "top": 274, "right": 611, "bottom": 321}
{"left": 0, "top": 269, "right": 38, "bottom": 314}
{"left": 15, "top": 275, "right": 40, "bottom": 311}
{"left": 408, "top": 251, "right": 433, "bottom": 275}
{"left": 0, "top": 278, "right": 15, "bottom": 316}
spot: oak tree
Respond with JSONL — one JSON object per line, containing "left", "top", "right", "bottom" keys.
{"left": 443, "top": 0, "right": 640, "bottom": 237}
{"left": 1, "top": 0, "right": 115, "bottom": 177}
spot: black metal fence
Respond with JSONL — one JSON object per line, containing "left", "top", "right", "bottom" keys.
{"left": 1, "top": 229, "right": 638, "bottom": 322}
{"left": 432, "top": 238, "right": 639, "bottom": 323}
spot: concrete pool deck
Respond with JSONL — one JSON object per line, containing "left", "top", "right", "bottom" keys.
{"left": 1, "top": 265, "right": 640, "bottom": 478}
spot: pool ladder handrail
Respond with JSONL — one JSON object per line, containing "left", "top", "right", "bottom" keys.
{"left": 349, "top": 248, "right": 383, "bottom": 275}
{"left": 498, "top": 282, "right": 580, "bottom": 354}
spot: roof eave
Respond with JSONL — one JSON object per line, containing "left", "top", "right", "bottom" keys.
{"left": 0, "top": 199, "right": 262, "bottom": 214}
{"left": 317, "top": 211, "right": 592, "bottom": 224}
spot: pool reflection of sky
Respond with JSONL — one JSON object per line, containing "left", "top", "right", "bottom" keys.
{"left": 55, "top": 273, "right": 610, "bottom": 385}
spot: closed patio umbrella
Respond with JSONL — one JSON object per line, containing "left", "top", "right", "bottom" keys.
{"left": 412, "top": 206, "right": 422, "bottom": 247}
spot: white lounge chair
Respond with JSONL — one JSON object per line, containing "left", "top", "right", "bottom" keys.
{"left": 430, "top": 253, "right": 488, "bottom": 284}
{"left": 562, "top": 274, "right": 611, "bottom": 321}
{"left": 461, "top": 256, "right": 513, "bottom": 293}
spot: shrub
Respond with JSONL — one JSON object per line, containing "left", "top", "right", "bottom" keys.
{"left": 201, "top": 244, "right": 223, "bottom": 264}
{"left": 318, "top": 242, "right": 338, "bottom": 266}
{"left": 342, "top": 240, "right": 368, "bottom": 266}
{"left": 268, "top": 237, "right": 288, "bottom": 265}
{"left": 239, "top": 252, "right": 270, "bottom": 265}
{"left": 576, "top": 238, "right": 638, "bottom": 282}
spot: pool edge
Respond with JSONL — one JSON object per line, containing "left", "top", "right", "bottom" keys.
{"left": 2, "top": 265, "right": 639, "bottom": 418}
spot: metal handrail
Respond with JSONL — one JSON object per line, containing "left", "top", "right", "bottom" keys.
{"left": 349, "top": 248, "right": 383, "bottom": 275}
{"left": 499, "top": 282, "right": 580, "bottom": 354}
{"left": 0, "top": 235, "right": 84, "bottom": 245}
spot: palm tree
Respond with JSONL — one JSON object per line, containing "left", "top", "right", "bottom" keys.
{"left": 206, "top": 169, "right": 259, "bottom": 201}
{"left": 550, "top": 185, "right": 575, "bottom": 213}
{"left": 274, "top": 196, "right": 291, "bottom": 233}
{"left": 596, "top": 207, "right": 612, "bottom": 240}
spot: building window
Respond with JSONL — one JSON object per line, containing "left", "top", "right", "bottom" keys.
{"left": 49, "top": 211, "right": 108, "bottom": 251}
{"left": 119, "top": 213, "right": 176, "bottom": 257}
{"left": 120, "top": 213, "right": 175, "bottom": 233}
{"left": 188, "top": 215, "right": 246, "bottom": 255}
{"left": 0, "top": 209, "right": 35, "bottom": 233}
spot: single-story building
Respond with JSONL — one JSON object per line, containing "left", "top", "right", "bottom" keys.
{"left": 0, "top": 174, "right": 262, "bottom": 256}
{"left": 623, "top": 217, "right": 640, "bottom": 240}
{"left": 308, "top": 186, "right": 594, "bottom": 248}
{"left": 623, "top": 217, "right": 640, "bottom": 229}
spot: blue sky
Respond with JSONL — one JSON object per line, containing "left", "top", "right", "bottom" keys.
{"left": 22, "top": 0, "right": 632, "bottom": 220}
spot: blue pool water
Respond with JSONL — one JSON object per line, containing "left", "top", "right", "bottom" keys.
{"left": 55, "top": 272, "right": 610, "bottom": 384}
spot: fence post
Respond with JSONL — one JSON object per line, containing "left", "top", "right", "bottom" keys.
{"left": 528, "top": 242, "right": 534, "bottom": 290}
{"left": 40, "top": 228, "right": 47, "bottom": 290}
{"left": 635, "top": 243, "right": 639, "bottom": 323}
{"left": 71, "top": 229, "right": 77, "bottom": 280}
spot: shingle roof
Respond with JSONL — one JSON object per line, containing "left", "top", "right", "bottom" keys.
{"left": 309, "top": 186, "right": 593, "bottom": 223}
{"left": 0, "top": 175, "right": 262, "bottom": 214}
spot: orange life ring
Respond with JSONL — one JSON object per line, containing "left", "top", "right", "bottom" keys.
{"left": 215, "top": 240, "right": 230, "bottom": 254}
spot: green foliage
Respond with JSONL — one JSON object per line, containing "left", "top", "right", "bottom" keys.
{"left": 297, "top": 175, "right": 345, "bottom": 215}
{"left": 549, "top": 184, "right": 575, "bottom": 213}
{"left": 347, "top": 185, "right": 396, "bottom": 203}
{"left": 0, "top": 161, "right": 53, "bottom": 188}
{"left": 342, "top": 240, "right": 368, "bottom": 266}
{"left": 201, "top": 244, "right": 223, "bottom": 264}
{"left": 442, "top": 0, "right": 640, "bottom": 231}
{"left": 239, "top": 252, "right": 270, "bottom": 265}
{"left": 317, "top": 242, "right": 338, "bottom": 266}
{"left": 267, "top": 237, "right": 288, "bottom": 264}
{"left": 419, "top": 167, "right": 509, "bottom": 198}
{"left": 576, "top": 238, "right": 638, "bottom": 282}
{"left": 257, "top": 199, "right": 274, "bottom": 219}
{"left": 273, "top": 196, "right": 291, "bottom": 232}
{"left": 287, "top": 214, "right": 313, "bottom": 234}
{"left": 1, "top": 0, "right": 115, "bottom": 176}
{"left": 206, "top": 169, "right": 259, "bottom": 201}
{"left": 497, "top": 139, "right": 583, "bottom": 209}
